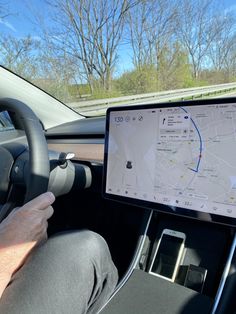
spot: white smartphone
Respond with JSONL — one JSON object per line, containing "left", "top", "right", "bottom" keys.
{"left": 149, "top": 229, "right": 186, "bottom": 282}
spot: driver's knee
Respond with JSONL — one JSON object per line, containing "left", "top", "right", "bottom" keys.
{"left": 49, "top": 230, "right": 110, "bottom": 260}
{"left": 0, "top": 230, "right": 118, "bottom": 314}
{"left": 45, "top": 230, "right": 119, "bottom": 305}
{"left": 47, "top": 230, "right": 118, "bottom": 278}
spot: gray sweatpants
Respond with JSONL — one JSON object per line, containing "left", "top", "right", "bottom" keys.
{"left": 0, "top": 230, "right": 118, "bottom": 314}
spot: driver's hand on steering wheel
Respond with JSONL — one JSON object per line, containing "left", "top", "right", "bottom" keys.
{"left": 0, "top": 192, "right": 55, "bottom": 297}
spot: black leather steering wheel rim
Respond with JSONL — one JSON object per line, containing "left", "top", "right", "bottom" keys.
{"left": 0, "top": 98, "right": 50, "bottom": 203}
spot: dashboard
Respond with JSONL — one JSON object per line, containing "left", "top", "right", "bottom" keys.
{"left": 103, "top": 98, "right": 236, "bottom": 226}
{"left": 1, "top": 96, "right": 236, "bottom": 313}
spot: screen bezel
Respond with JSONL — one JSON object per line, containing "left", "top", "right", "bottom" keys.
{"left": 103, "top": 97, "right": 236, "bottom": 226}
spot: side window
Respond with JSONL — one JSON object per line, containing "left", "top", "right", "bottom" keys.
{"left": 0, "top": 111, "right": 14, "bottom": 131}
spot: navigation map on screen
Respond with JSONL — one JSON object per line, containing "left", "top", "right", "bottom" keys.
{"left": 105, "top": 103, "right": 236, "bottom": 219}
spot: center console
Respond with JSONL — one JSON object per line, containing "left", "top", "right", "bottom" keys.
{"left": 100, "top": 98, "right": 236, "bottom": 313}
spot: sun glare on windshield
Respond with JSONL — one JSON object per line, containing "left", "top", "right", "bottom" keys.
{"left": 0, "top": 0, "right": 236, "bottom": 116}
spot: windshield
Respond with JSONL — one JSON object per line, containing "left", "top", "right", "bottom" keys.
{"left": 0, "top": 0, "right": 236, "bottom": 117}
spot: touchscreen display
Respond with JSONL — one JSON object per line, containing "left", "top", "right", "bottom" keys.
{"left": 104, "top": 102, "right": 236, "bottom": 221}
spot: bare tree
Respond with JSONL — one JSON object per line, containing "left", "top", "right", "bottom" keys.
{"left": 127, "top": 0, "right": 177, "bottom": 70}
{"left": 35, "top": 44, "right": 79, "bottom": 101}
{"left": 223, "top": 34, "right": 236, "bottom": 79}
{"left": 176, "top": 0, "right": 222, "bottom": 79}
{"left": 45, "top": 0, "right": 138, "bottom": 93}
{"left": 0, "top": 35, "right": 40, "bottom": 79}
{"left": 127, "top": 0, "right": 151, "bottom": 69}
{"left": 208, "top": 13, "right": 236, "bottom": 73}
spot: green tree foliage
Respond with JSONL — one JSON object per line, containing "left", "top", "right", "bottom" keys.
{"left": 116, "top": 44, "right": 193, "bottom": 95}
{"left": 116, "top": 65, "right": 158, "bottom": 95}
{"left": 157, "top": 43, "right": 194, "bottom": 90}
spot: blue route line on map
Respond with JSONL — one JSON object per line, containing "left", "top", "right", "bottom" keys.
{"left": 180, "top": 107, "right": 203, "bottom": 173}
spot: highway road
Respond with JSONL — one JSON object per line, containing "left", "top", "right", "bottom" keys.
{"left": 67, "top": 83, "right": 236, "bottom": 116}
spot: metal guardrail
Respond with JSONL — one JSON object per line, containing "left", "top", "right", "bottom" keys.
{"left": 67, "top": 82, "right": 236, "bottom": 115}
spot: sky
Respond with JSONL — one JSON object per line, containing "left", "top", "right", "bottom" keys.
{"left": 0, "top": 1, "right": 42, "bottom": 37}
{"left": 0, "top": 0, "right": 134, "bottom": 73}
{"left": 0, "top": 0, "right": 236, "bottom": 74}
{"left": 1, "top": 0, "right": 236, "bottom": 37}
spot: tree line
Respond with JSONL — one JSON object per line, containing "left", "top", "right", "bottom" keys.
{"left": 0, "top": 0, "right": 236, "bottom": 102}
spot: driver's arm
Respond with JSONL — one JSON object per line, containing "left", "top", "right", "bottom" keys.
{"left": 0, "top": 192, "right": 55, "bottom": 298}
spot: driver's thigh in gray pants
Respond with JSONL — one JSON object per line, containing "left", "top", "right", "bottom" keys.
{"left": 0, "top": 230, "right": 118, "bottom": 314}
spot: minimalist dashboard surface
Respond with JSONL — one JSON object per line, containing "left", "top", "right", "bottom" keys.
{"left": 103, "top": 99, "right": 236, "bottom": 225}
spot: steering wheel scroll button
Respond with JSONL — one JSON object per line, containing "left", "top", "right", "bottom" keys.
{"left": 12, "top": 162, "right": 24, "bottom": 183}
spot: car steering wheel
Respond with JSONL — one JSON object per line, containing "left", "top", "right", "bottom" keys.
{"left": 0, "top": 98, "right": 50, "bottom": 220}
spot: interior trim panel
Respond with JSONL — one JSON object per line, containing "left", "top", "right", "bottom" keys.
{"left": 48, "top": 143, "right": 104, "bottom": 162}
